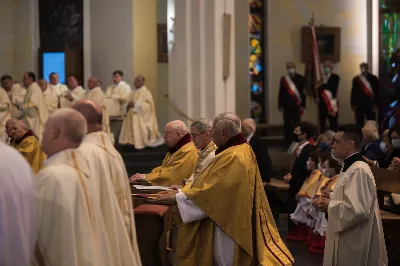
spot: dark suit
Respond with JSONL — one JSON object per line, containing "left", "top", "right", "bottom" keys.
{"left": 351, "top": 73, "right": 379, "bottom": 127}
{"left": 287, "top": 143, "right": 314, "bottom": 231}
{"left": 361, "top": 140, "right": 386, "bottom": 161}
{"left": 318, "top": 73, "right": 340, "bottom": 133}
{"left": 249, "top": 135, "right": 273, "bottom": 182}
{"left": 278, "top": 73, "right": 306, "bottom": 143}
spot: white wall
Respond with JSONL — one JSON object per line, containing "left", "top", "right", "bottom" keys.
{"left": 0, "top": 0, "right": 39, "bottom": 80}
{"left": 156, "top": 0, "right": 169, "bottom": 127}
{"left": 87, "top": 0, "right": 134, "bottom": 87}
{"left": 267, "top": 0, "right": 369, "bottom": 125}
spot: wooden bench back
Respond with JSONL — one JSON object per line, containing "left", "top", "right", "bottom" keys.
{"left": 269, "top": 150, "right": 296, "bottom": 173}
{"left": 372, "top": 167, "right": 400, "bottom": 194}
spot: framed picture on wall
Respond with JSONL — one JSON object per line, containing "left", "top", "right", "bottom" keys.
{"left": 157, "top": 23, "right": 168, "bottom": 63}
{"left": 301, "top": 26, "right": 341, "bottom": 63}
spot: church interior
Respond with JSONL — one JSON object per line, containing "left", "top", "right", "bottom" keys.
{"left": 1, "top": 0, "right": 400, "bottom": 265}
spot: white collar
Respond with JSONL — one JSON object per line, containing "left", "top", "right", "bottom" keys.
{"left": 344, "top": 152, "right": 359, "bottom": 160}
{"left": 297, "top": 141, "right": 309, "bottom": 152}
{"left": 246, "top": 133, "right": 254, "bottom": 143}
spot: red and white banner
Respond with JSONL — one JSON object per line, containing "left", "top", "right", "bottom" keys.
{"left": 357, "top": 75, "right": 374, "bottom": 101}
{"left": 311, "top": 25, "right": 324, "bottom": 86}
{"left": 321, "top": 89, "right": 338, "bottom": 114}
{"left": 282, "top": 76, "right": 303, "bottom": 115}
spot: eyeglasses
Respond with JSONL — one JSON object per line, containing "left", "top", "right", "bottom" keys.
{"left": 190, "top": 132, "right": 206, "bottom": 139}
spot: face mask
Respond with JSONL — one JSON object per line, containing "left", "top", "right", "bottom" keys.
{"left": 293, "top": 133, "right": 301, "bottom": 142}
{"left": 288, "top": 68, "right": 296, "bottom": 75}
{"left": 380, "top": 141, "right": 388, "bottom": 153}
{"left": 324, "top": 68, "right": 331, "bottom": 75}
{"left": 319, "top": 142, "right": 329, "bottom": 150}
{"left": 317, "top": 163, "right": 325, "bottom": 173}
{"left": 361, "top": 68, "right": 368, "bottom": 75}
{"left": 392, "top": 139, "right": 400, "bottom": 149}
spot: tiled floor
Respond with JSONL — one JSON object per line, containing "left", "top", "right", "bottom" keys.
{"left": 276, "top": 214, "right": 324, "bottom": 266}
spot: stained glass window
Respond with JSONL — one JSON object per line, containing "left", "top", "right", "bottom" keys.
{"left": 249, "top": 0, "right": 265, "bottom": 123}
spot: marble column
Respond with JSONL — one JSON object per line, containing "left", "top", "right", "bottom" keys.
{"left": 168, "top": 0, "right": 249, "bottom": 122}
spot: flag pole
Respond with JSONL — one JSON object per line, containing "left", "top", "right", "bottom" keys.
{"left": 309, "top": 12, "right": 321, "bottom": 136}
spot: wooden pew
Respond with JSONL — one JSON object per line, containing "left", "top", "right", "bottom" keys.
{"left": 372, "top": 167, "right": 400, "bottom": 265}
{"left": 265, "top": 150, "right": 295, "bottom": 202}
{"left": 131, "top": 185, "right": 175, "bottom": 266}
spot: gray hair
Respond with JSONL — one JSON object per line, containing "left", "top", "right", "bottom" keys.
{"left": 190, "top": 118, "right": 213, "bottom": 133}
{"left": 213, "top": 112, "right": 242, "bottom": 137}
{"left": 363, "top": 120, "right": 379, "bottom": 141}
{"left": 51, "top": 109, "right": 87, "bottom": 145}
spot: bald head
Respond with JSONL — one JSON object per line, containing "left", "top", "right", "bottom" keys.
{"left": 163, "top": 120, "right": 189, "bottom": 148}
{"left": 213, "top": 112, "right": 242, "bottom": 146}
{"left": 5, "top": 118, "right": 17, "bottom": 139}
{"left": 11, "top": 119, "right": 28, "bottom": 140}
{"left": 242, "top": 118, "right": 256, "bottom": 138}
{"left": 41, "top": 109, "right": 87, "bottom": 156}
{"left": 71, "top": 99, "right": 103, "bottom": 133}
{"left": 87, "top": 76, "right": 101, "bottom": 89}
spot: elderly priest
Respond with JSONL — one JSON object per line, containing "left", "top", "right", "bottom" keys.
{"left": 72, "top": 99, "right": 141, "bottom": 265}
{"left": 34, "top": 109, "right": 118, "bottom": 266}
{"left": 10, "top": 119, "right": 46, "bottom": 173}
{"left": 130, "top": 120, "right": 198, "bottom": 186}
{"left": 158, "top": 112, "right": 294, "bottom": 266}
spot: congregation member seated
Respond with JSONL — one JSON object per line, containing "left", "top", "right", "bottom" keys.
{"left": 309, "top": 154, "right": 341, "bottom": 254}
{"left": 242, "top": 118, "right": 273, "bottom": 183}
{"left": 361, "top": 120, "right": 385, "bottom": 160}
{"left": 286, "top": 150, "right": 324, "bottom": 242}
{"left": 130, "top": 120, "right": 198, "bottom": 186}
{"left": 10, "top": 119, "right": 46, "bottom": 173}
{"left": 364, "top": 126, "right": 400, "bottom": 169}
{"left": 316, "top": 130, "right": 335, "bottom": 152}
{"left": 284, "top": 121, "right": 316, "bottom": 231}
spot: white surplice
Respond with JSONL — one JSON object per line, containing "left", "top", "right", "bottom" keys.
{"left": 176, "top": 192, "right": 235, "bottom": 266}
{"left": 85, "top": 87, "right": 113, "bottom": 142}
{"left": 0, "top": 88, "right": 11, "bottom": 141}
{"left": 49, "top": 83, "right": 68, "bottom": 99}
{"left": 324, "top": 162, "right": 388, "bottom": 266}
{"left": 119, "top": 86, "right": 161, "bottom": 149}
{"left": 7, "top": 83, "right": 26, "bottom": 118}
{"left": 105, "top": 81, "right": 131, "bottom": 117}
{"left": 34, "top": 149, "right": 115, "bottom": 266}
{"left": 60, "top": 86, "right": 86, "bottom": 108}
{"left": 79, "top": 131, "right": 141, "bottom": 266}
{"left": 42, "top": 86, "right": 59, "bottom": 114}
{"left": 0, "top": 142, "right": 36, "bottom": 266}
{"left": 21, "top": 82, "right": 49, "bottom": 141}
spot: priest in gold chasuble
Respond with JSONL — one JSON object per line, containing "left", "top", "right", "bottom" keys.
{"left": 130, "top": 120, "right": 198, "bottom": 187}
{"left": 158, "top": 113, "right": 294, "bottom": 266}
{"left": 11, "top": 120, "right": 46, "bottom": 173}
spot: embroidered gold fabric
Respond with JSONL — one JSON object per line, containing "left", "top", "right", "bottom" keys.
{"left": 191, "top": 142, "right": 217, "bottom": 180}
{"left": 146, "top": 142, "right": 198, "bottom": 186}
{"left": 297, "top": 170, "right": 323, "bottom": 198}
{"left": 176, "top": 144, "right": 294, "bottom": 266}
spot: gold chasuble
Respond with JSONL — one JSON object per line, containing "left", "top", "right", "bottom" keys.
{"left": 146, "top": 134, "right": 198, "bottom": 186}
{"left": 13, "top": 130, "right": 46, "bottom": 173}
{"left": 177, "top": 134, "right": 294, "bottom": 266}
{"left": 297, "top": 170, "right": 323, "bottom": 198}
